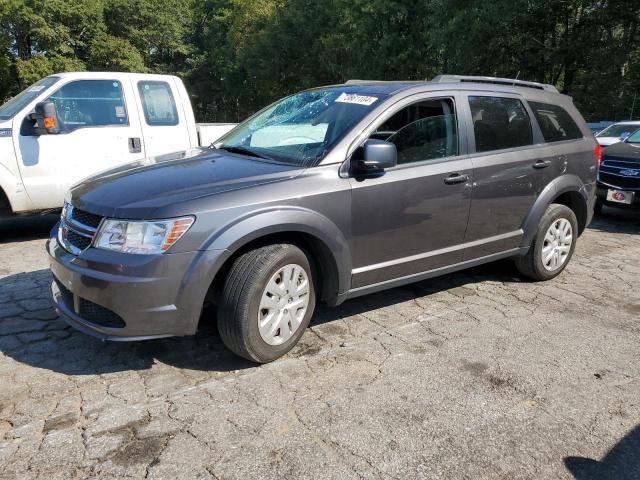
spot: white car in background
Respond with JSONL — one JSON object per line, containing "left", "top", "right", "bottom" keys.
{"left": 0, "top": 72, "right": 236, "bottom": 215}
{"left": 595, "top": 121, "right": 640, "bottom": 147}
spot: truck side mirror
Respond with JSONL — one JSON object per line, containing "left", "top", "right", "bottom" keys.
{"left": 34, "top": 101, "right": 60, "bottom": 135}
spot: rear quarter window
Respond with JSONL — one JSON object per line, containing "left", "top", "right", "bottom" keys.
{"left": 528, "top": 101, "right": 583, "bottom": 143}
{"left": 137, "top": 81, "right": 179, "bottom": 126}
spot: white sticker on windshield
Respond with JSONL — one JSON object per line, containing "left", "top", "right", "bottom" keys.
{"left": 335, "top": 92, "right": 378, "bottom": 106}
{"left": 27, "top": 86, "right": 46, "bottom": 92}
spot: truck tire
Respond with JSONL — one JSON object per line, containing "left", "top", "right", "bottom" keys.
{"left": 514, "top": 203, "right": 578, "bottom": 281}
{"left": 218, "top": 243, "right": 316, "bottom": 363}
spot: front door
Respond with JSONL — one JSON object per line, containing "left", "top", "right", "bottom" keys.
{"left": 14, "top": 78, "right": 145, "bottom": 210}
{"left": 349, "top": 95, "right": 472, "bottom": 289}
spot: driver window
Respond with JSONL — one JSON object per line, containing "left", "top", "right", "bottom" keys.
{"left": 372, "top": 98, "right": 458, "bottom": 165}
{"left": 47, "top": 80, "right": 128, "bottom": 131}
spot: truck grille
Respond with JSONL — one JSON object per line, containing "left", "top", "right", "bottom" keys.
{"left": 58, "top": 203, "right": 104, "bottom": 255}
{"left": 598, "top": 156, "right": 640, "bottom": 191}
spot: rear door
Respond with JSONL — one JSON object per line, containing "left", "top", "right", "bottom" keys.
{"left": 132, "top": 76, "right": 191, "bottom": 157}
{"left": 14, "top": 77, "right": 146, "bottom": 210}
{"left": 462, "top": 93, "right": 546, "bottom": 259}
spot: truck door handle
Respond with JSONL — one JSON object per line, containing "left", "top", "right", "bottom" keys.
{"left": 128, "top": 137, "right": 142, "bottom": 153}
{"left": 443, "top": 173, "right": 469, "bottom": 185}
{"left": 533, "top": 159, "right": 551, "bottom": 169}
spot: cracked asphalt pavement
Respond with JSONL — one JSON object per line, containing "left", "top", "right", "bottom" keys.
{"left": 0, "top": 209, "right": 639, "bottom": 479}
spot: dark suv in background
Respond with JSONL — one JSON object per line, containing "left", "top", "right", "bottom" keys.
{"left": 48, "top": 75, "right": 597, "bottom": 363}
{"left": 595, "top": 129, "right": 640, "bottom": 213}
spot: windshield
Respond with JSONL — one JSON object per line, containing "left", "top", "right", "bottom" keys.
{"left": 625, "top": 130, "right": 640, "bottom": 144}
{"left": 596, "top": 124, "right": 640, "bottom": 139}
{"left": 0, "top": 76, "right": 60, "bottom": 120}
{"left": 218, "top": 88, "right": 386, "bottom": 167}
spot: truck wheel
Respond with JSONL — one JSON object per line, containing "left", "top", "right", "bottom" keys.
{"left": 218, "top": 244, "right": 316, "bottom": 363}
{"left": 514, "top": 203, "right": 578, "bottom": 281}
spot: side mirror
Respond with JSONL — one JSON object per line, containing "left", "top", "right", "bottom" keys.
{"left": 354, "top": 139, "right": 397, "bottom": 174}
{"left": 34, "top": 101, "right": 60, "bottom": 135}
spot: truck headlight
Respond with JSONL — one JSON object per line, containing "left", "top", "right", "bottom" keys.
{"left": 94, "top": 217, "right": 195, "bottom": 254}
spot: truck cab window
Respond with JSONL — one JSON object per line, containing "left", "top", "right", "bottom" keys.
{"left": 47, "top": 80, "right": 128, "bottom": 131}
{"left": 371, "top": 98, "right": 458, "bottom": 164}
{"left": 138, "top": 81, "right": 179, "bottom": 126}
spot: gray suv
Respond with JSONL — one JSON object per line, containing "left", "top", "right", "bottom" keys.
{"left": 48, "top": 75, "right": 597, "bottom": 363}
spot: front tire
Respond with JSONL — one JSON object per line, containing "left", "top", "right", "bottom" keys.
{"left": 218, "top": 244, "right": 316, "bottom": 363}
{"left": 515, "top": 203, "right": 578, "bottom": 281}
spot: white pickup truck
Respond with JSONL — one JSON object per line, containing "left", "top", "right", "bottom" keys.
{"left": 0, "top": 72, "right": 236, "bottom": 215}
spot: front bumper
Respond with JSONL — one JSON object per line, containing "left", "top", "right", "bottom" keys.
{"left": 48, "top": 223, "right": 226, "bottom": 340}
{"left": 596, "top": 183, "right": 640, "bottom": 210}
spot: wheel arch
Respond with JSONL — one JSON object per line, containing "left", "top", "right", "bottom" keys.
{"left": 201, "top": 208, "right": 351, "bottom": 310}
{"left": 521, "top": 175, "right": 590, "bottom": 248}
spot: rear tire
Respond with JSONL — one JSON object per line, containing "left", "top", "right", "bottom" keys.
{"left": 218, "top": 244, "right": 316, "bottom": 363}
{"left": 515, "top": 203, "right": 578, "bottom": 281}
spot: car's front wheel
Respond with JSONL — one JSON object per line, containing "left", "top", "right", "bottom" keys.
{"left": 514, "top": 203, "right": 578, "bottom": 281}
{"left": 218, "top": 243, "right": 316, "bottom": 363}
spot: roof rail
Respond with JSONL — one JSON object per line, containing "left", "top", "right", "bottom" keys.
{"left": 431, "top": 75, "right": 559, "bottom": 93}
{"left": 344, "top": 79, "right": 393, "bottom": 85}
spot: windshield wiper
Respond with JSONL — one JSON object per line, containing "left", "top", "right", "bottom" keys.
{"left": 217, "top": 145, "right": 272, "bottom": 160}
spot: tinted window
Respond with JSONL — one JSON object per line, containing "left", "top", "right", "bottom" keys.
{"left": 138, "top": 81, "right": 179, "bottom": 126}
{"left": 371, "top": 99, "right": 458, "bottom": 164}
{"left": 529, "top": 101, "right": 583, "bottom": 143}
{"left": 47, "top": 80, "right": 128, "bottom": 131}
{"left": 469, "top": 96, "right": 533, "bottom": 152}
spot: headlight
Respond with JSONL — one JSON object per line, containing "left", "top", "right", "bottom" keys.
{"left": 94, "top": 217, "right": 194, "bottom": 254}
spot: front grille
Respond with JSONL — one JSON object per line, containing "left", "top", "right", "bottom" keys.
{"left": 78, "top": 298, "right": 126, "bottom": 328}
{"left": 598, "top": 171, "right": 640, "bottom": 190}
{"left": 58, "top": 203, "right": 104, "bottom": 255}
{"left": 598, "top": 157, "right": 640, "bottom": 190}
{"left": 70, "top": 207, "right": 103, "bottom": 229}
{"left": 65, "top": 229, "right": 92, "bottom": 251}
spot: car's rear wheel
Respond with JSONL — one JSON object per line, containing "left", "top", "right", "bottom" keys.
{"left": 218, "top": 243, "right": 316, "bottom": 363}
{"left": 514, "top": 203, "right": 578, "bottom": 281}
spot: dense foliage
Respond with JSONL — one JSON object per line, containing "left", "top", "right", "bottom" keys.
{"left": 1, "top": 0, "right": 639, "bottom": 122}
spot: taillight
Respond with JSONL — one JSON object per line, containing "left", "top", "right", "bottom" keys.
{"left": 595, "top": 144, "right": 602, "bottom": 168}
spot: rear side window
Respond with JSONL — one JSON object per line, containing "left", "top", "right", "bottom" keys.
{"left": 47, "top": 80, "right": 128, "bottom": 131}
{"left": 529, "top": 101, "right": 583, "bottom": 142}
{"left": 371, "top": 98, "right": 458, "bottom": 165}
{"left": 138, "top": 81, "right": 179, "bottom": 126}
{"left": 469, "top": 96, "right": 533, "bottom": 152}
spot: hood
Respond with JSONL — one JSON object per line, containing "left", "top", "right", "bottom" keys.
{"left": 70, "top": 148, "right": 304, "bottom": 218}
{"left": 601, "top": 140, "right": 640, "bottom": 162}
{"left": 597, "top": 137, "right": 622, "bottom": 147}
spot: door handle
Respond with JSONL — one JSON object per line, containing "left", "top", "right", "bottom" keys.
{"left": 443, "top": 173, "right": 469, "bottom": 185}
{"left": 533, "top": 159, "right": 551, "bottom": 169}
{"left": 128, "top": 137, "right": 142, "bottom": 153}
